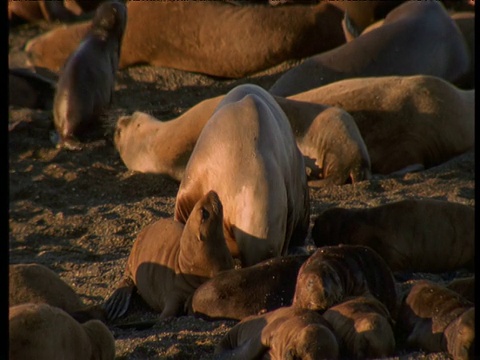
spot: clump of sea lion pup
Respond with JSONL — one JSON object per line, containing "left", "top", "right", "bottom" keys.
{"left": 9, "top": 1, "right": 474, "bottom": 359}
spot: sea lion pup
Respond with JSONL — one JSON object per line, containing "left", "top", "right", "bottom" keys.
{"left": 289, "top": 75, "right": 475, "bottom": 175}
{"left": 115, "top": 89, "right": 371, "bottom": 186}
{"left": 214, "top": 306, "right": 339, "bottom": 360}
{"left": 397, "top": 280, "right": 475, "bottom": 360}
{"left": 292, "top": 245, "right": 397, "bottom": 317}
{"left": 52, "top": 1, "right": 127, "bottom": 150}
{"left": 311, "top": 199, "right": 474, "bottom": 273}
{"left": 9, "top": 263, "right": 105, "bottom": 322}
{"left": 446, "top": 276, "right": 475, "bottom": 303}
{"left": 191, "top": 254, "right": 309, "bottom": 321}
{"left": 103, "top": 190, "right": 234, "bottom": 321}
{"left": 269, "top": 1, "right": 470, "bottom": 96}
{"left": 9, "top": 303, "right": 115, "bottom": 360}
{"left": 9, "top": 67, "right": 56, "bottom": 110}
{"left": 322, "top": 296, "right": 396, "bottom": 359}
{"left": 174, "top": 85, "right": 310, "bottom": 267}
{"left": 25, "top": 1, "right": 346, "bottom": 77}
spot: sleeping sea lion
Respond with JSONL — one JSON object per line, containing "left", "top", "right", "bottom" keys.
{"left": 52, "top": 0, "right": 127, "bottom": 150}
{"left": 174, "top": 85, "right": 310, "bottom": 267}
{"left": 103, "top": 190, "right": 234, "bottom": 321}
{"left": 9, "top": 303, "right": 115, "bottom": 360}
{"left": 115, "top": 84, "right": 371, "bottom": 186}
{"left": 397, "top": 280, "right": 475, "bottom": 360}
{"left": 323, "top": 295, "right": 396, "bottom": 359}
{"left": 311, "top": 199, "right": 474, "bottom": 273}
{"left": 191, "top": 254, "right": 309, "bottom": 321}
{"left": 269, "top": 1, "right": 470, "bottom": 96}
{"left": 25, "top": 1, "right": 346, "bottom": 77}
{"left": 214, "top": 306, "right": 339, "bottom": 360}
{"left": 292, "top": 245, "right": 397, "bottom": 317}
{"left": 290, "top": 75, "right": 475, "bottom": 175}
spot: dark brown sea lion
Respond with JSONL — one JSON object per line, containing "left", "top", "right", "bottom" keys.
{"left": 269, "top": 1, "right": 470, "bottom": 96}
{"left": 52, "top": 0, "right": 127, "bottom": 150}
{"left": 9, "top": 303, "right": 116, "bottom": 360}
{"left": 292, "top": 245, "right": 397, "bottom": 317}
{"left": 397, "top": 280, "right": 475, "bottom": 360}
{"left": 446, "top": 276, "right": 475, "bottom": 303}
{"left": 9, "top": 67, "right": 56, "bottom": 110}
{"left": 450, "top": 12, "right": 475, "bottom": 89}
{"left": 323, "top": 296, "right": 396, "bottom": 359}
{"left": 290, "top": 75, "right": 475, "bottom": 175}
{"left": 25, "top": 1, "right": 346, "bottom": 77}
{"left": 115, "top": 84, "right": 371, "bottom": 186}
{"left": 214, "top": 306, "right": 339, "bottom": 360}
{"left": 191, "top": 254, "right": 309, "bottom": 321}
{"left": 103, "top": 190, "right": 234, "bottom": 321}
{"left": 174, "top": 85, "right": 310, "bottom": 267}
{"left": 9, "top": 263, "right": 106, "bottom": 323}
{"left": 311, "top": 199, "right": 474, "bottom": 273}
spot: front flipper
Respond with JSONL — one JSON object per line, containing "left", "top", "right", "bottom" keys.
{"left": 103, "top": 277, "right": 136, "bottom": 321}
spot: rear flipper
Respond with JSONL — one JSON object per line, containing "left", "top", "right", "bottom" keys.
{"left": 103, "top": 277, "right": 136, "bottom": 322}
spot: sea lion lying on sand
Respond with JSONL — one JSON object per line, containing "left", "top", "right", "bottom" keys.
{"left": 214, "top": 306, "right": 339, "bottom": 360}
{"left": 115, "top": 84, "right": 371, "bottom": 186}
{"left": 9, "top": 302, "right": 115, "bottom": 360}
{"left": 174, "top": 85, "right": 310, "bottom": 267}
{"left": 103, "top": 190, "right": 234, "bottom": 321}
{"left": 290, "top": 75, "right": 475, "bottom": 175}
{"left": 191, "top": 254, "right": 309, "bottom": 321}
{"left": 311, "top": 199, "right": 474, "bottom": 273}
{"left": 397, "top": 280, "right": 475, "bottom": 360}
{"left": 25, "top": 1, "right": 346, "bottom": 77}
{"left": 269, "top": 1, "right": 470, "bottom": 96}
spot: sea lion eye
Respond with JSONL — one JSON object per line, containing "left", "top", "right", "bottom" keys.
{"left": 201, "top": 208, "right": 210, "bottom": 222}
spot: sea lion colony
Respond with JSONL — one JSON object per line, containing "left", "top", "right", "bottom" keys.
{"left": 9, "top": 1, "right": 474, "bottom": 359}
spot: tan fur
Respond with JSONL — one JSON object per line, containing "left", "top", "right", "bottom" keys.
{"left": 323, "top": 296, "right": 396, "bottom": 359}
{"left": 9, "top": 303, "right": 115, "bottom": 360}
{"left": 290, "top": 75, "right": 475, "bottom": 174}
{"left": 398, "top": 280, "right": 474, "bottom": 360}
{"left": 174, "top": 85, "right": 309, "bottom": 267}
{"left": 292, "top": 245, "right": 397, "bottom": 317}
{"left": 115, "top": 85, "right": 371, "bottom": 186}
{"left": 105, "top": 191, "right": 234, "bottom": 320}
{"left": 312, "top": 199, "right": 474, "bottom": 273}
{"left": 215, "top": 306, "right": 339, "bottom": 360}
{"left": 270, "top": 1, "right": 470, "bottom": 96}
{"left": 25, "top": 1, "right": 346, "bottom": 77}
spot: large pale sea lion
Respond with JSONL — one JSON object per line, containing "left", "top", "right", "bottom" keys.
{"left": 9, "top": 303, "right": 115, "bottom": 360}
{"left": 174, "top": 85, "right": 310, "bottom": 267}
{"left": 214, "top": 306, "right": 339, "bottom": 360}
{"left": 290, "top": 75, "right": 475, "bottom": 175}
{"left": 398, "top": 280, "right": 475, "bottom": 360}
{"left": 115, "top": 84, "right": 371, "bottom": 186}
{"left": 311, "top": 199, "right": 474, "bottom": 273}
{"left": 269, "top": 1, "right": 470, "bottom": 96}
{"left": 191, "top": 254, "right": 309, "bottom": 321}
{"left": 25, "top": 1, "right": 346, "bottom": 77}
{"left": 292, "top": 245, "right": 397, "bottom": 317}
{"left": 52, "top": 0, "right": 127, "bottom": 150}
{"left": 103, "top": 190, "right": 234, "bottom": 321}
{"left": 323, "top": 295, "right": 396, "bottom": 359}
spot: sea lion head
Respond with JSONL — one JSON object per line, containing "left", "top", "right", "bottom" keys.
{"left": 293, "top": 260, "right": 344, "bottom": 311}
{"left": 91, "top": 1, "right": 127, "bottom": 41}
{"left": 284, "top": 323, "right": 340, "bottom": 360}
{"left": 180, "top": 190, "right": 235, "bottom": 277}
{"left": 82, "top": 319, "right": 116, "bottom": 360}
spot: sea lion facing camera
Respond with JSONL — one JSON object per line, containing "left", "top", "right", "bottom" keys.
{"left": 103, "top": 191, "right": 234, "bottom": 321}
